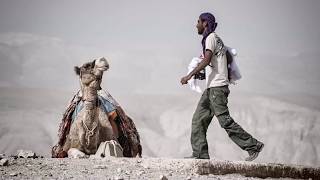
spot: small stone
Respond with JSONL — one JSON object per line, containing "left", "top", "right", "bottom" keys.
{"left": 81, "top": 169, "right": 88, "bottom": 173}
{"left": 136, "top": 159, "right": 142, "bottom": 163}
{"left": 0, "top": 158, "right": 9, "bottom": 166}
{"left": 159, "top": 175, "right": 168, "bottom": 180}
{"left": 137, "top": 171, "right": 144, "bottom": 176}
{"left": 186, "top": 176, "right": 191, "bottom": 180}
{"left": 11, "top": 155, "right": 18, "bottom": 159}
{"left": 114, "top": 176, "right": 124, "bottom": 180}
{"left": 9, "top": 172, "right": 18, "bottom": 176}
{"left": 17, "top": 150, "right": 37, "bottom": 158}
{"left": 117, "top": 168, "right": 122, "bottom": 173}
{"left": 94, "top": 165, "right": 107, "bottom": 169}
{"left": 0, "top": 153, "right": 5, "bottom": 159}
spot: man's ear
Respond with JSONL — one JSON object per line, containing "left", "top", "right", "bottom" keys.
{"left": 74, "top": 66, "right": 80, "bottom": 75}
{"left": 203, "top": 21, "right": 208, "bottom": 28}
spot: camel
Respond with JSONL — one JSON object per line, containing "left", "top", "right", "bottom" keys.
{"left": 52, "top": 58, "right": 142, "bottom": 158}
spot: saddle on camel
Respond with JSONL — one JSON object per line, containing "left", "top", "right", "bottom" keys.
{"left": 52, "top": 57, "right": 142, "bottom": 158}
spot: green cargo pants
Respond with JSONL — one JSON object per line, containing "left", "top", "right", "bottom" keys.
{"left": 191, "top": 85, "right": 260, "bottom": 159}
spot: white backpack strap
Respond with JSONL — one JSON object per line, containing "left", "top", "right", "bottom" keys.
{"left": 112, "top": 140, "right": 122, "bottom": 157}
{"left": 109, "top": 140, "right": 116, "bottom": 156}
{"left": 111, "top": 140, "right": 123, "bottom": 157}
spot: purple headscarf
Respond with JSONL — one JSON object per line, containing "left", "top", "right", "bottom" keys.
{"left": 199, "top": 12, "right": 218, "bottom": 54}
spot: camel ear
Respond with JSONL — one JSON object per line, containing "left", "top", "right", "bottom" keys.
{"left": 74, "top": 66, "right": 80, "bottom": 75}
{"left": 83, "top": 60, "right": 95, "bottom": 69}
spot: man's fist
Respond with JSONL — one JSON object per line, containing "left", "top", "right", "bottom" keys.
{"left": 180, "top": 75, "right": 191, "bottom": 85}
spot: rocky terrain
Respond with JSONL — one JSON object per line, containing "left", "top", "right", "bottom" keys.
{"left": 0, "top": 152, "right": 312, "bottom": 180}
{"left": 1, "top": 150, "right": 320, "bottom": 180}
{"left": 0, "top": 155, "right": 257, "bottom": 179}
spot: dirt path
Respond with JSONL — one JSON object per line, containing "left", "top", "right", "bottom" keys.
{"left": 0, "top": 157, "right": 274, "bottom": 180}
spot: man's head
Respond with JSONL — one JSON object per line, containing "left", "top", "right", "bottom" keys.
{"left": 197, "top": 12, "right": 217, "bottom": 36}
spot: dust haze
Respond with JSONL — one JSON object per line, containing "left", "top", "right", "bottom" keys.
{"left": 0, "top": 0, "right": 319, "bottom": 167}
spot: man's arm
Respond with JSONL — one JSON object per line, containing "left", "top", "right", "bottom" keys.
{"left": 180, "top": 50, "right": 213, "bottom": 85}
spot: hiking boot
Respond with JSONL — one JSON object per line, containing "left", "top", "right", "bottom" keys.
{"left": 184, "top": 155, "right": 198, "bottom": 159}
{"left": 184, "top": 155, "right": 209, "bottom": 159}
{"left": 245, "top": 142, "right": 264, "bottom": 161}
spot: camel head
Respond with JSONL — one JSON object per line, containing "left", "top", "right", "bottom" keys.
{"left": 94, "top": 57, "right": 109, "bottom": 73}
{"left": 74, "top": 57, "right": 109, "bottom": 87}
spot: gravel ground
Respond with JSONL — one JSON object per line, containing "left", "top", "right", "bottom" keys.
{"left": 0, "top": 156, "right": 296, "bottom": 180}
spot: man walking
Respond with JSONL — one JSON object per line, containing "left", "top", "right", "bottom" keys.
{"left": 180, "top": 12, "right": 264, "bottom": 161}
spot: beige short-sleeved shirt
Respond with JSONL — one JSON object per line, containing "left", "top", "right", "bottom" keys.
{"left": 205, "top": 32, "right": 229, "bottom": 88}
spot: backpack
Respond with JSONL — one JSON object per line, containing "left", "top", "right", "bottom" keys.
{"left": 225, "top": 47, "right": 241, "bottom": 84}
{"left": 95, "top": 140, "right": 123, "bottom": 157}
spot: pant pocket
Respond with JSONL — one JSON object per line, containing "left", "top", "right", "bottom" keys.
{"left": 210, "top": 89, "right": 229, "bottom": 116}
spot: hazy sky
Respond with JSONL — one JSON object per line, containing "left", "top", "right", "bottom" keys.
{"left": 0, "top": 0, "right": 319, "bottom": 96}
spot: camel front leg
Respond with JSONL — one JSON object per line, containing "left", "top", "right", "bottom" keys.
{"left": 67, "top": 148, "right": 87, "bottom": 158}
{"left": 78, "top": 122, "right": 86, "bottom": 149}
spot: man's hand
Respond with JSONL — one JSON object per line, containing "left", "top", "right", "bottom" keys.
{"left": 180, "top": 75, "right": 192, "bottom": 85}
{"left": 180, "top": 50, "right": 212, "bottom": 86}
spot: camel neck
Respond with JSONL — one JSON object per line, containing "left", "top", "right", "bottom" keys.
{"left": 82, "top": 86, "right": 98, "bottom": 110}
